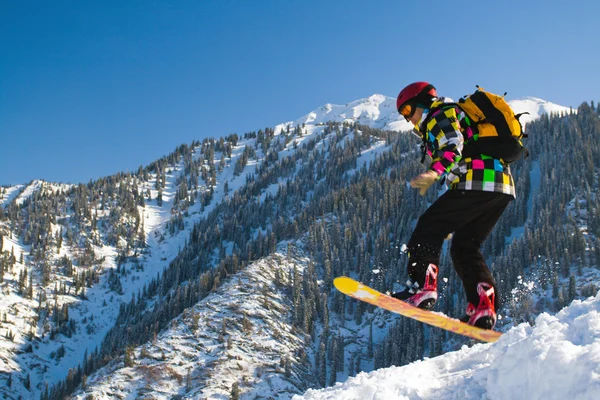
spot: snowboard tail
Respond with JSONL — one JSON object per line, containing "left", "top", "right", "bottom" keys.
{"left": 334, "top": 276, "right": 502, "bottom": 343}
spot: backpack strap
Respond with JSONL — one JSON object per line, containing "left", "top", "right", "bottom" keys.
{"left": 515, "top": 112, "right": 530, "bottom": 138}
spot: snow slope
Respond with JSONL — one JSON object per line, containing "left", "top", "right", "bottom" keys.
{"left": 0, "top": 139, "right": 265, "bottom": 398}
{"left": 0, "top": 185, "right": 23, "bottom": 208}
{"left": 298, "top": 293, "right": 600, "bottom": 400}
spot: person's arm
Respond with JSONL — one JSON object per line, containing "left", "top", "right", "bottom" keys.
{"left": 425, "top": 106, "right": 464, "bottom": 177}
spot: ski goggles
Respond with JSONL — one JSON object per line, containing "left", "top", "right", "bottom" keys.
{"left": 398, "top": 102, "right": 416, "bottom": 121}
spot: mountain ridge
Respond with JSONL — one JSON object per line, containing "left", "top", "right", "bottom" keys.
{"left": 275, "top": 93, "right": 572, "bottom": 135}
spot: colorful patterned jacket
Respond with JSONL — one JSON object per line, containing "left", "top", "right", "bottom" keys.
{"left": 418, "top": 100, "right": 516, "bottom": 198}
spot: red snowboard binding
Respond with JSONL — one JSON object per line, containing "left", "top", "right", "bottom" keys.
{"left": 391, "top": 263, "right": 438, "bottom": 310}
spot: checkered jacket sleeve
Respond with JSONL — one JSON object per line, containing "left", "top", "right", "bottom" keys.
{"left": 422, "top": 106, "right": 464, "bottom": 176}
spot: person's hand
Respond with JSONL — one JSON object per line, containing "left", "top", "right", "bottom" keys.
{"left": 410, "top": 170, "right": 439, "bottom": 196}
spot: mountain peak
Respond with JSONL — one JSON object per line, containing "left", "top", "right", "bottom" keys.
{"left": 508, "top": 97, "right": 573, "bottom": 125}
{"left": 366, "top": 93, "right": 387, "bottom": 103}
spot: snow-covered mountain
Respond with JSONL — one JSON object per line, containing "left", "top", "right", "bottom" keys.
{"left": 275, "top": 95, "right": 407, "bottom": 133}
{"left": 275, "top": 94, "right": 572, "bottom": 134}
{"left": 0, "top": 91, "right": 589, "bottom": 400}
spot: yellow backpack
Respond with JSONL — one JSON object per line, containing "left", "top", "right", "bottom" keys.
{"left": 430, "top": 87, "right": 528, "bottom": 163}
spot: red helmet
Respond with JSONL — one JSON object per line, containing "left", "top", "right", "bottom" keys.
{"left": 396, "top": 82, "right": 437, "bottom": 113}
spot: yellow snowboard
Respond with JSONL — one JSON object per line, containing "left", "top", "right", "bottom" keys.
{"left": 334, "top": 276, "right": 502, "bottom": 343}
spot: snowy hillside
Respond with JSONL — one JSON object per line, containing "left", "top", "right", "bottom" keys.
{"left": 0, "top": 185, "right": 25, "bottom": 208}
{"left": 70, "top": 245, "right": 317, "bottom": 399}
{"left": 0, "top": 160, "right": 222, "bottom": 399}
{"left": 299, "top": 292, "right": 600, "bottom": 400}
{"left": 275, "top": 93, "right": 572, "bottom": 134}
{"left": 0, "top": 91, "right": 586, "bottom": 400}
{"left": 43, "top": 121, "right": 398, "bottom": 399}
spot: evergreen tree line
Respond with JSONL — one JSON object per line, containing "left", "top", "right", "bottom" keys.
{"left": 0, "top": 143, "right": 204, "bottom": 397}
{"left": 45, "top": 123, "right": 362, "bottom": 397}
{"left": 44, "top": 114, "right": 540, "bottom": 395}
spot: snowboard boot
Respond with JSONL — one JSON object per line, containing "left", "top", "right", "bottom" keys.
{"left": 462, "top": 282, "right": 497, "bottom": 330}
{"left": 391, "top": 263, "right": 438, "bottom": 310}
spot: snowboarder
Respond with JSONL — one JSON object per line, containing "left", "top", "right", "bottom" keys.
{"left": 392, "top": 82, "right": 515, "bottom": 329}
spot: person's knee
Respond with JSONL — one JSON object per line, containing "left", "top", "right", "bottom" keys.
{"left": 450, "top": 236, "right": 480, "bottom": 260}
{"left": 450, "top": 241, "right": 469, "bottom": 263}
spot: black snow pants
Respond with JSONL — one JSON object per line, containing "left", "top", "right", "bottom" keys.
{"left": 406, "top": 189, "right": 513, "bottom": 310}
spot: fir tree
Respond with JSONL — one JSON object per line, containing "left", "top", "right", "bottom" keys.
{"left": 317, "top": 341, "right": 326, "bottom": 387}
{"left": 230, "top": 382, "right": 240, "bottom": 400}
{"left": 124, "top": 347, "right": 135, "bottom": 367}
{"left": 568, "top": 274, "right": 578, "bottom": 302}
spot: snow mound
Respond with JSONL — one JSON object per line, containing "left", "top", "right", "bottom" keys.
{"left": 297, "top": 293, "right": 600, "bottom": 400}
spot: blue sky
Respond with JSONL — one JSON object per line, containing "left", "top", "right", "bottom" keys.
{"left": 1, "top": 0, "right": 598, "bottom": 185}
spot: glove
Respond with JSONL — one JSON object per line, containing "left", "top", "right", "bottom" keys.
{"left": 410, "top": 170, "right": 439, "bottom": 196}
